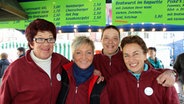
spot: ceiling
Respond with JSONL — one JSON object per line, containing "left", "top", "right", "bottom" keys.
{"left": 0, "top": 0, "right": 28, "bottom": 21}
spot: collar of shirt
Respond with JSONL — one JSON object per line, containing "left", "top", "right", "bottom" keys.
{"left": 128, "top": 63, "right": 148, "bottom": 80}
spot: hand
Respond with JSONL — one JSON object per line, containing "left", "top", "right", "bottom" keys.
{"left": 156, "top": 69, "right": 176, "bottom": 87}
{"left": 97, "top": 76, "right": 104, "bottom": 84}
{"left": 93, "top": 69, "right": 104, "bottom": 84}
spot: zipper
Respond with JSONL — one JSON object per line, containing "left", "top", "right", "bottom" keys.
{"left": 75, "top": 86, "right": 78, "bottom": 94}
{"left": 109, "top": 57, "right": 111, "bottom": 66}
{"left": 50, "top": 77, "right": 52, "bottom": 104}
{"left": 73, "top": 86, "right": 78, "bottom": 104}
{"left": 137, "top": 80, "right": 139, "bottom": 88}
{"left": 137, "top": 80, "right": 140, "bottom": 104}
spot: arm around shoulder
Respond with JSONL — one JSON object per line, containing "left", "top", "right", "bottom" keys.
{"left": 156, "top": 68, "right": 177, "bottom": 87}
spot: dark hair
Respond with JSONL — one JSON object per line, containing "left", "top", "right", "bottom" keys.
{"left": 25, "top": 19, "right": 56, "bottom": 49}
{"left": 101, "top": 25, "right": 120, "bottom": 39}
{"left": 120, "top": 35, "right": 148, "bottom": 54}
{"left": 17, "top": 47, "right": 25, "bottom": 53}
{"left": 148, "top": 47, "right": 156, "bottom": 52}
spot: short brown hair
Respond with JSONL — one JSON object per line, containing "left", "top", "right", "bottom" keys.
{"left": 120, "top": 35, "right": 148, "bottom": 54}
{"left": 0, "top": 53, "right": 8, "bottom": 59}
{"left": 25, "top": 19, "right": 56, "bottom": 49}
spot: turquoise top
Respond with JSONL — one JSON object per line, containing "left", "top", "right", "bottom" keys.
{"left": 147, "top": 57, "right": 164, "bottom": 69}
{"left": 129, "top": 64, "right": 148, "bottom": 80}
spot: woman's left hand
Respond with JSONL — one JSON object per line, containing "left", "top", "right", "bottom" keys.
{"left": 94, "top": 69, "right": 104, "bottom": 84}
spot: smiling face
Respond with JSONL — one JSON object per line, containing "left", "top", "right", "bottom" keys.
{"left": 101, "top": 28, "right": 120, "bottom": 56}
{"left": 123, "top": 43, "right": 147, "bottom": 74}
{"left": 73, "top": 44, "right": 94, "bottom": 70}
{"left": 30, "top": 31, "right": 55, "bottom": 59}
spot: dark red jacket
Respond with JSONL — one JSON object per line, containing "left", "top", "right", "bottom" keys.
{"left": 0, "top": 50, "right": 69, "bottom": 104}
{"left": 57, "top": 62, "right": 109, "bottom": 104}
{"left": 107, "top": 65, "right": 180, "bottom": 104}
{"left": 94, "top": 49, "right": 127, "bottom": 81}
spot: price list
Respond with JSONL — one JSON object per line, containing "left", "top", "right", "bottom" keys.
{"left": 112, "top": 0, "right": 184, "bottom": 25}
{"left": 166, "top": 0, "right": 184, "bottom": 24}
{"left": 93, "top": 3, "right": 102, "bottom": 21}
{"left": 0, "top": 1, "right": 61, "bottom": 29}
{"left": 0, "top": 0, "right": 106, "bottom": 29}
{"left": 0, "top": 1, "right": 53, "bottom": 29}
{"left": 52, "top": 1, "right": 62, "bottom": 27}
{"left": 60, "top": 0, "right": 106, "bottom": 26}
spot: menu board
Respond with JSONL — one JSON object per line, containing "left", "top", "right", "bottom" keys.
{"left": 0, "top": 1, "right": 55, "bottom": 29}
{"left": 0, "top": 0, "right": 106, "bottom": 29}
{"left": 112, "top": 0, "right": 184, "bottom": 25}
{"left": 60, "top": 0, "right": 106, "bottom": 26}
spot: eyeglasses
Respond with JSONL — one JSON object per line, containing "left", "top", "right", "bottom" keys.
{"left": 33, "top": 38, "right": 55, "bottom": 43}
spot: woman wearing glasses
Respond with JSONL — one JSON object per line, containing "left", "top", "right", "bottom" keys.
{"left": 0, "top": 19, "right": 70, "bottom": 104}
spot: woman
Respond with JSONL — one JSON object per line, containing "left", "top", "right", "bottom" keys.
{"left": 107, "top": 35, "right": 179, "bottom": 104}
{"left": 93, "top": 25, "right": 176, "bottom": 86}
{"left": 57, "top": 36, "right": 109, "bottom": 104}
{"left": 93, "top": 25, "right": 126, "bottom": 81}
{"left": 0, "top": 19, "right": 70, "bottom": 104}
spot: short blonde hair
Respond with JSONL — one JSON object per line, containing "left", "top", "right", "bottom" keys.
{"left": 71, "top": 36, "right": 95, "bottom": 55}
